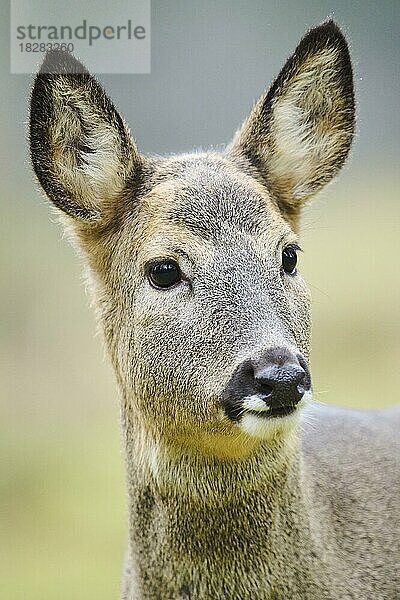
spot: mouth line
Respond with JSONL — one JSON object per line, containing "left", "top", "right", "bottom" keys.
{"left": 246, "top": 405, "right": 297, "bottom": 419}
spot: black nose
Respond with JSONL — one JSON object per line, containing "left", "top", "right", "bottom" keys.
{"left": 222, "top": 347, "right": 311, "bottom": 420}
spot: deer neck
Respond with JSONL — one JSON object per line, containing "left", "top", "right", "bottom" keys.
{"left": 119, "top": 407, "right": 325, "bottom": 598}
{"left": 121, "top": 405, "right": 309, "bottom": 525}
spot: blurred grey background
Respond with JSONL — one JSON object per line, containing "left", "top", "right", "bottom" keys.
{"left": 1, "top": 1, "right": 399, "bottom": 598}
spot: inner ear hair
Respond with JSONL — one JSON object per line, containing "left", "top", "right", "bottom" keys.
{"left": 227, "top": 20, "right": 355, "bottom": 228}
{"left": 29, "top": 50, "right": 143, "bottom": 224}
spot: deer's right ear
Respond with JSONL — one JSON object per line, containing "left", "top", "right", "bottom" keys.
{"left": 29, "top": 50, "right": 144, "bottom": 223}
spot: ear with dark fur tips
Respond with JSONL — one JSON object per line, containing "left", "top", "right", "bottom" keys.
{"left": 227, "top": 21, "right": 355, "bottom": 230}
{"left": 29, "top": 50, "right": 144, "bottom": 223}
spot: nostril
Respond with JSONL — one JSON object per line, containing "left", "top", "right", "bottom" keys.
{"left": 297, "top": 355, "right": 311, "bottom": 390}
{"left": 252, "top": 366, "right": 275, "bottom": 398}
{"left": 296, "top": 381, "right": 307, "bottom": 398}
{"left": 296, "top": 371, "right": 311, "bottom": 397}
{"left": 257, "top": 381, "right": 273, "bottom": 398}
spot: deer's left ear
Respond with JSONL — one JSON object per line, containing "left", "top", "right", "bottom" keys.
{"left": 227, "top": 21, "right": 355, "bottom": 229}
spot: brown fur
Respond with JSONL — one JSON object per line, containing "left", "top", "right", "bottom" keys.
{"left": 29, "top": 21, "right": 399, "bottom": 600}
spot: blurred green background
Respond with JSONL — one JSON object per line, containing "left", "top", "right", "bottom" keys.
{"left": 1, "top": 1, "right": 399, "bottom": 598}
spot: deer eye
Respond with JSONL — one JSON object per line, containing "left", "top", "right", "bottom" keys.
{"left": 282, "top": 246, "right": 298, "bottom": 275}
{"left": 147, "top": 260, "right": 182, "bottom": 289}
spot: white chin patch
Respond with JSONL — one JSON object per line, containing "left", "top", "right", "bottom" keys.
{"left": 239, "top": 391, "right": 312, "bottom": 440}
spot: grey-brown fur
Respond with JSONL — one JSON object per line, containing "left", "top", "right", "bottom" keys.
{"left": 29, "top": 21, "right": 399, "bottom": 599}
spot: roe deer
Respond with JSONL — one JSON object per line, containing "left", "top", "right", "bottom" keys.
{"left": 29, "top": 20, "right": 400, "bottom": 600}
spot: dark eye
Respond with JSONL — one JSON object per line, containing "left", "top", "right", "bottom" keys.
{"left": 147, "top": 260, "right": 182, "bottom": 289}
{"left": 282, "top": 246, "right": 298, "bottom": 275}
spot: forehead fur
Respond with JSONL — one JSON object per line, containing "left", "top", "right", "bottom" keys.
{"left": 139, "top": 153, "right": 288, "bottom": 243}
